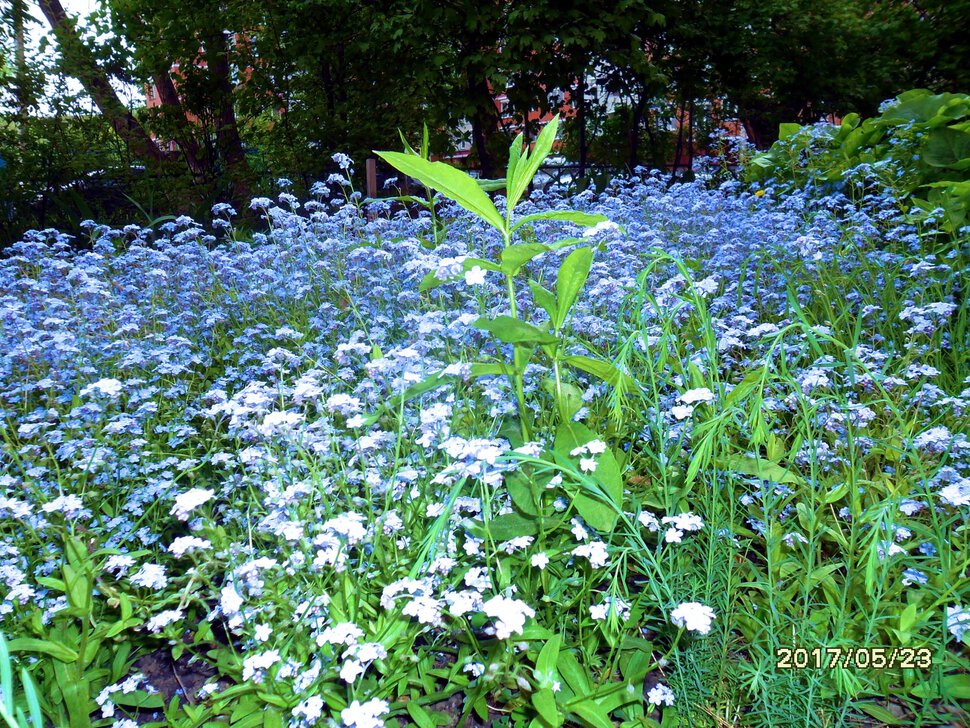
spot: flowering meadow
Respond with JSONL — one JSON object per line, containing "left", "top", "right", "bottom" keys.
{"left": 1, "top": 134, "right": 969, "bottom": 728}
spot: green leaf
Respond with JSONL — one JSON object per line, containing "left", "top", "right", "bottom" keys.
{"left": 532, "top": 689, "right": 560, "bottom": 726}
{"left": 536, "top": 635, "right": 562, "bottom": 682}
{"left": 556, "top": 648, "right": 590, "bottom": 695}
{"left": 922, "top": 127, "right": 970, "bottom": 168}
{"left": 570, "top": 700, "right": 613, "bottom": 728}
{"left": 506, "top": 472, "right": 540, "bottom": 516}
{"left": 508, "top": 115, "right": 560, "bottom": 211}
{"left": 407, "top": 703, "right": 436, "bottom": 728}
{"left": 476, "top": 512, "right": 538, "bottom": 540}
{"left": 21, "top": 668, "right": 42, "bottom": 728}
{"left": 856, "top": 703, "right": 904, "bottom": 725}
{"left": 724, "top": 368, "right": 766, "bottom": 408}
{"left": 7, "top": 638, "right": 78, "bottom": 662}
{"left": 529, "top": 280, "right": 558, "bottom": 321}
{"left": 713, "top": 455, "right": 805, "bottom": 485}
{"left": 374, "top": 151, "right": 505, "bottom": 232}
{"left": 507, "top": 132, "right": 524, "bottom": 191}
{"left": 472, "top": 316, "right": 558, "bottom": 345}
{"left": 500, "top": 243, "right": 550, "bottom": 274}
{"left": 511, "top": 210, "right": 608, "bottom": 234}
{"left": 398, "top": 128, "right": 418, "bottom": 156}
{"left": 555, "top": 422, "right": 623, "bottom": 532}
{"left": 562, "top": 355, "right": 637, "bottom": 392}
{"left": 477, "top": 178, "right": 507, "bottom": 192}
{"left": 112, "top": 690, "right": 165, "bottom": 709}
{"left": 778, "top": 123, "right": 803, "bottom": 141}
{"left": 463, "top": 257, "right": 503, "bottom": 273}
{"left": 942, "top": 674, "right": 970, "bottom": 700}
{"left": 418, "top": 270, "right": 447, "bottom": 292}
{"left": 554, "top": 247, "right": 593, "bottom": 330}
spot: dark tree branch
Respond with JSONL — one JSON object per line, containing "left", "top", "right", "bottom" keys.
{"left": 37, "top": 0, "right": 174, "bottom": 164}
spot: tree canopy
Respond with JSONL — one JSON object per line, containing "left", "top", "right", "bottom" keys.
{"left": 1, "top": 0, "right": 967, "bottom": 241}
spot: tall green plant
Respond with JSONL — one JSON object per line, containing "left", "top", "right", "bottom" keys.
{"left": 375, "top": 115, "right": 637, "bottom": 531}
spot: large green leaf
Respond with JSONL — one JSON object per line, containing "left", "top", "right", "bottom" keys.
{"left": 554, "top": 422, "right": 623, "bottom": 531}
{"left": 532, "top": 688, "right": 560, "bottom": 726}
{"left": 7, "top": 638, "right": 78, "bottom": 662}
{"left": 529, "top": 280, "right": 558, "bottom": 322}
{"left": 778, "top": 123, "right": 802, "bottom": 141}
{"left": 507, "top": 132, "right": 524, "bottom": 193}
{"left": 508, "top": 115, "right": 560, "bottom": 210}
{"left": 554, "top": 246, "right": 593, "bottom": 330}
{"left": 511, "top": 210, "right": 608, "bottom": 234}
{"left": 922, "top": 128, "right": 970, "bottom": 168}
{"left": 714, "top": 455, "right": 805, "bottom": 485}
{"left": 500, "top": 243, "right": 550, "bottom": 274}
{"left": 562, "top": 355, "right": 638, "bottom": 392}
{"left": 472, "top": 315, "right": 558, "bottom": 345}
{"left": 375, "top": 151, "right": 505, "bottom": 232}
{"left": 474, "top": 512, "right": 538, "bottom": 540}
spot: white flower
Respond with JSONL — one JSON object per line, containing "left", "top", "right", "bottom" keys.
{"left": 582, "top": 220, "right": 619, "bottom": 237}
{"left": 664, "top": 529, "right": 683, "bottom": 544}
{"left": 947, "top": 605, "right": 970, "bottom": 642}
{"left": 445, "top": 590, "right": 482, "bottom": 616}
{"left": 103, "top": 554, "right": 134, "bottom": 576}
{"left": 81, "top": 378, "right": 124, "bottom": 398}
{"left": 341, "top": 698, "right": 389, "bottom": 728}
{"left": 254, "top": 624, "right": 273, "bottom": 642}
{"left": 168, "top": 536, "right": 212, "bottom": 557}
{"left": 586, "top": 440, "right": 607, "bottom": 454}
{"left": 570, "top": 518, "right": 589, "bottom": 541}
{"left": 317, "top": 622, "right": 364, "bottom": 647}
{"left": 589, "top": 597, "right": 630, "bottom": 622}
{"left": 332, "top": 153, "right": 353, "bottom": 171}
{"left": 482, "top": 596, "right": 535, "bottom": 639}
{"left": 500, "top": 536, "right": 534, "bottom": 553}
{"left": 530, "top": 552, "right": 549, "bottom": 570}
{"left": 940, "top": 481, "right": 970, "bottom": 507}
{"left": 572, "top": 541, "right": 609, "bottom": 568}
{"left": 679, "top": 387, "right": 715, "bottom": 405}
{"left": 130, "top": 563, "right": 167, "bottom": 590}
{"left": 352, "top": 642, "right": 387, "bottom": 663}
{"left": 661, "top": 512, "right": 704, "bottom": 532}
{"left": 220, "top": 584, "right": 244, "bottom": 617}
{"left": 292, "top": 696, "right": 325, "bottom": 724}
{"left": 402, "top": 595, "right": 443, "bottom": 626}
{"left": 242, "top": 650, "right": 281, "bottom": 683}
{"left": 647, "top": 682, "right": 675, "bottom": 706}
{"left": 670, "top": 602, "right": 716, "bottom": 635}
{"left": 579, "top": 457, "right": 597, "bottom": 473}
{"left": 637, "top": 511, "right": 660, "bottom": 532}
{"left": 464, "top": 266, "right": 487, "bottom": 285}
{"left": 145, "top": 609, "right": 182, "bottom": 632}
{"left": 672, "top": 404, "right": 694, "bottom": 420}
{"left": 340, "top": 659, "right": 365, "bottom": 683}
{"left": 171, "top": 488, "right": 214, "bottom": 521}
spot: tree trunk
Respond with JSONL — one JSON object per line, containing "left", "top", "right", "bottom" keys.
{"left": 37, "top": 0, "right": 172, "bottom": 164}
{"left": 466, "top": 71, "right": 496, "bottom": 178}
{"left": 151, "top": 72, "right": 207, "bottom": 176}
{"left": 685, "top": 99, "right": 695, "bottom": 181}
{"left": 629, "top": 93, "right": 646, "bottom": 171}
{"left": 13, "top": 0, "right": 28, "bottom": 121}
{"left": 576, "top": 73, "right": 587, "bottom": 178}
{"left": 670, "top": 101, "right": 686, "bottom": 182}
{"left": 204, "top": 28, "right": 255, "bottom": 205}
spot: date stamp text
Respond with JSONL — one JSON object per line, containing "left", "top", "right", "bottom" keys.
{"left": 775, "top": 646, "right": 934, "bottom": 670}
